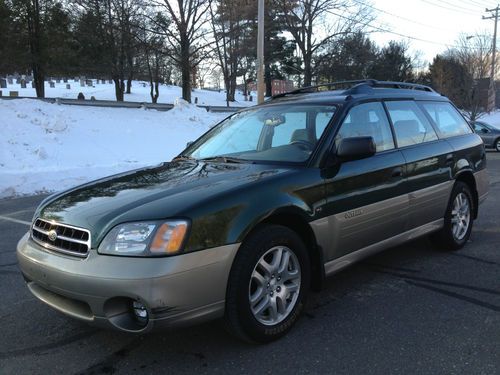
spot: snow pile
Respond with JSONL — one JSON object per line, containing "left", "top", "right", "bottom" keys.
{"left": 0, "top": 98, "right": 227, "bottom": 198}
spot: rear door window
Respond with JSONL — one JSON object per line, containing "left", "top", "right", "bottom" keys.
{"left": 385, "top": 101, "right": 438, "bottom": 147}
{"left": 420, "top": 102, "right": 472, "bottom": 138}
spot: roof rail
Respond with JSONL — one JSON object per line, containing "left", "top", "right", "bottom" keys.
{"left": 271, "top": 79, "right": 435, "bottom": 99}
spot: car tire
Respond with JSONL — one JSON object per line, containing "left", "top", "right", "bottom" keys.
{"left": 430, "top": 181, "right": 474, "bottom": 251}
{"left": 225, "top": 225, "right": 310, "bottom": 343}
{"left": 495, "top": 139, "right": 500, "bottom": 152}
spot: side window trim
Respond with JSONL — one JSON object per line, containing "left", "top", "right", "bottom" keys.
{"left": 382, "top": 101, "right": 399, "bottom": 149}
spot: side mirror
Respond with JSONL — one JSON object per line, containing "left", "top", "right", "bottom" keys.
{"left": 336, "top": 136, "right": 376, "bottom": 161}
{"left": 186, "top": 141, "right": 193, "bottom": 148}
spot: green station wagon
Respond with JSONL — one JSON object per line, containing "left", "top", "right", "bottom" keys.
{"left": 17, "top": 80, "right": 489, "bottom": 342}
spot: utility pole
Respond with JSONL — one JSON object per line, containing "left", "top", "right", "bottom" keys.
{"left": 483, "top": 5, "right": 500, "bottom": 112}
{"left": 257, "top": 0, "right": 265, "bottom": 104}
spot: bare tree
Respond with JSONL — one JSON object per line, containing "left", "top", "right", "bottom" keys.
{"left": 151, "top": 0, "right": 211, "bottom": 103}
{"left": 276, "top": 0, "right": 372, "bottom": 86}
{"left": 445, "top": 33, "right": 493, "bottom": 121}
{"left": 209, "top": 0, "right": 254, "bottom": 103}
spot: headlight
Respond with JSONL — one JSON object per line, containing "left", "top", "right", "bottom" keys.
{"left": 98, "top": 220, "right": 189, "bottom": 257}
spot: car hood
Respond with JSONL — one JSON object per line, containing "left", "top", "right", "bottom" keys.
{"left": 36, "top": 160, "right": 292, "bottom": 247}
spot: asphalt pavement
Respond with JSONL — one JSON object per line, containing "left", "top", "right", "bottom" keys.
{"left": 1, "top": 153, "right": 499, "bottom": 375}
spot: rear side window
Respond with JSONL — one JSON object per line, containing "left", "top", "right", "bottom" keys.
{"left": 420, "top": 102, "right": 472, "bottom": 138}
{"left": 335, "top": 102, "right": 395, "bottom": 152}
{"left": 385, "top": 101, "right": 438, "bottom": 147}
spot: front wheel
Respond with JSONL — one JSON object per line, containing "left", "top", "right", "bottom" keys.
{"left": 495, "top": 139, "right": 500, "bottom": 152}
{"left": 430, "top": 181, "right": 474, "bottom": 251}
{"left": 225, "top": 225, "right": 310, "bottom": 343}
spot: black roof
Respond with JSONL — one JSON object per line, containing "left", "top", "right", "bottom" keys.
{"left": 266, "top": 79, "right": 446, "bottom": 106}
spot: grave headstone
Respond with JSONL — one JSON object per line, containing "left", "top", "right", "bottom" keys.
{"left": 66, "top": 84, "right": 71, "bottom": 90}
{"left": 10, "top": 91, "right": 18, "bottom": 97}
{"left": 142, "top": 82, "right": 146, "bottom": 88}
{"left": 31, "top": 81, "right": 35, "bottom": 89}
{"left": 20, "top": 79, "right": 26, "bottom": 89}
{"left": 90, "top": 96, "right": 96, "bottom": 101}
{"left": 0, "top": 78, "right": 6, "bottom": 89}
{"left": 0, "top": 90, "right": 2, "bottom": 97}
{"left": 108, "top": 80, "right": 112, "bottom": 84}
{"left": 49, "top": 81, "right": 55, "bottom": 88}
{"left": 249, "top": 95, "right": 253, "bottom": 102}
{"left": 194, "top": 97, "right": 198, "bottom": 104}
{"left": 63, "top": 78, "right": 68, "bottom": 83}
{"left": 56, "top": 79, "right": 60, "bottom": 83}
{"left": 80, "top": 79, "right": 85, "bottom": 87}
{"left": 7, "top": 77, "right": 13, "bottom": 85}
{"left": 16, "top": 78, "right": 21, "bottom": 84}
{"left": 86, "top": 79, "right": 93, "bottom": 87}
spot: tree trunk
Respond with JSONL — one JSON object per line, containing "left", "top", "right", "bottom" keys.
{"left": 113, "top": 77, "right": 124, "bottom": 101}
{"left": 180, "top": 37, "right": 192, "bottom": 103}
{"left": 126, "top": 76, "right": 132, "bottom": 94}
{"left": 265, "top": 63, "right": 272, "bottom": 97}
{"left": 303, "top": 57, "right": 312, "bottom": 87}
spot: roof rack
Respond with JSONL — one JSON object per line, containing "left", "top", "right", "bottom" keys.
{"left": 271, "top": 79, "right": 435, "bottom": 99}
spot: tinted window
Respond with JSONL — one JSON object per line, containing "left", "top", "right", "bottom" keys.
{"left": 420, "top": 102, "right": 472, "bottom": 138}
{"left": 385, "top": 101, "right": 438, "bottom": 147}
{"left": 335, "top": 102, "right": 395, "bottom": 152}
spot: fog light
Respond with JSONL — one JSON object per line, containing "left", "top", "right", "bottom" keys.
{"left": 132, "top": 301, "right": 148, "bottom": 325}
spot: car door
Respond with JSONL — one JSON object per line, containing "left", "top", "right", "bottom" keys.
{"left": 321, "top": 101, "right": 408, "bottom": 262}
{"left": 474, "top": 122, "right": 494, "bottom": 147}
{"left": 385, "top": 100, "right": 454, "bottom": 230}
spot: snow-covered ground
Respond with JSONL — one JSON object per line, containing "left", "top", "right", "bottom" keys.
{"left": 1, "top": 80, "right": 254, "bottom": 107}
{"left": 481, "top": 111, "right": 500, "bottom": 128}
{"left": 2, "top": 94, "right": 500, "bottom": 199}
{"left": 0, "top": 98, "right": 227, "bottom": 198}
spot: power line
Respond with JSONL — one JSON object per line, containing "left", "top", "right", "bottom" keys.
{"left": 327, "top": 9, "right": 490, "bottom": 51}
{"left": 457, "top": 0, "right": 497, "bottom": 8}
{"left": 418, "top": 0, "right": 483, "bottom": 15}
{"left": 351, "top": 0, "right": 450, "bottom": 32}
{"left": 433, "top": 0, "right": 485, "bottom": 12}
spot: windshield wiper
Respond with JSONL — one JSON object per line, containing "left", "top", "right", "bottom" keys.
{"left": 200, "top": 156, "right": 250, "bottom": 164}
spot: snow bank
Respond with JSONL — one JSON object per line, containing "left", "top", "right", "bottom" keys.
{"left": 0, "top": 98, "right": 227, "bottom": 198}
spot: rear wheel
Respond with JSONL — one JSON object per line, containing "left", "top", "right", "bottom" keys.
{"left": 430, "top": 181, "right": 474, "bottom": 251}
{"left": 225, "top": 225, "right": 310, "bottom": 343}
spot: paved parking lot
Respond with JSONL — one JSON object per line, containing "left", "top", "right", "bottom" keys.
{"left": 1, "top": 153, "right": 499, "bottom": 375}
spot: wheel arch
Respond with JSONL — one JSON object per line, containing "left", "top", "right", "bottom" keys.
{"left": 239, "top": 210, "right": 325, "bottom": 291}
{"left": 455, "top": 170, "right": 478, "bottom": 219}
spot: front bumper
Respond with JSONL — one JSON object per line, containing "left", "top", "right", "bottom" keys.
{"left": 17, "top": 233, "right": 239, "bottom": 332}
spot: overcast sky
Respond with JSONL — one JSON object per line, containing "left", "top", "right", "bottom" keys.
{"left": 366, "top": 0, "right": 498, "bottom": 65}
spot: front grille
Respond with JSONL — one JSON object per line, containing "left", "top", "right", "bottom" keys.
{"left": 31, "top": 218, "right": 91, "bottom": 257}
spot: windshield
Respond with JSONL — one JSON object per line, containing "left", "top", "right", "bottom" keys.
{"left": 184, "top": 105, "right": 337, "bottom": 163}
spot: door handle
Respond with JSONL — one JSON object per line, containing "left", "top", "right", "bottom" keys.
{"left": 391, "top": 167, "right": 403, "bottom": 178}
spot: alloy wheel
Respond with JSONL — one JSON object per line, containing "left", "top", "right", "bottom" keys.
{"left": 248, "top": 246, "right": 301, "bottom": 326}
{"left": 451, "top": 192, "right": 471, "bottom": 241}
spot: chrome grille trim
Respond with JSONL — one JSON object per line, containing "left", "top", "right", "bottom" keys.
{"left": 31, "top": 218, "right": 91, "bottom": 257}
